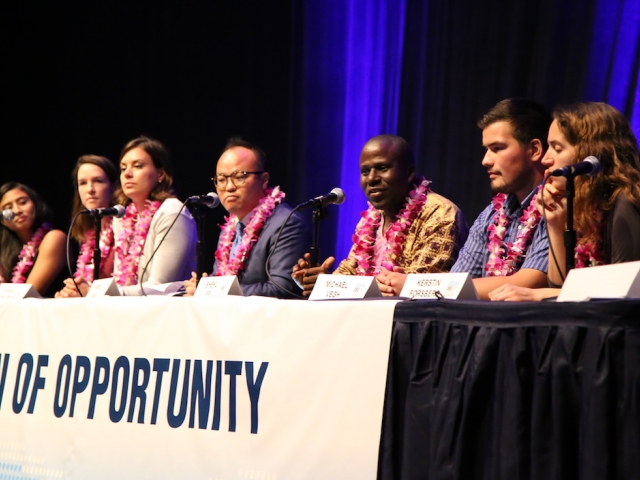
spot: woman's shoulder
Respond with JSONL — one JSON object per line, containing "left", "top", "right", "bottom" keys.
{"left": 156, "top": 197, "right": 194, "bottom": 219}
{"left": 41, "top": 229, "right": 67, "bottom": 248}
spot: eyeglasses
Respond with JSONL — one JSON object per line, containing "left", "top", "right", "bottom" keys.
{"left": 212, "top": 171, "right": 264, "bottom": 189}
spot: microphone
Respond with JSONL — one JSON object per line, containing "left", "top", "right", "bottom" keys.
{"left": 1, "top": 209, "right": 15, "bottom": 221}
{"left": 296, "top": 188, "right": 346, "bottom": 210}
{"left": 550, "top": 156, "right": 602, "bottom": 177}
{"left": 80, "top": 205, "right": 126, "bottom": 218}
{"left": 187, "top": 192, "right": 220, "bottom": 208}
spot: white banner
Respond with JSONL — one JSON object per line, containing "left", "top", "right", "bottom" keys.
{"left": 0, "top": 296, "right": 397, "bottom": 480}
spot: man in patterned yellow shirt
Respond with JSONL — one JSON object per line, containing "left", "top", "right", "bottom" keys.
{"left": 292, "top": 134, "right": 468, "bottom": 296}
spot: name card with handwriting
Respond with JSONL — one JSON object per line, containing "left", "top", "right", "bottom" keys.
{"left": 308, "top": 274, "right": 381, "bottom": 300}
{"left": 400, "top": 273, "right": 478, "bottom": 300}
{"left": 87, "top": 278, "right": 121, "bottom": 297}
{"left": 557, "top": 261, "right": 640, "bottom": 302}
{"left": 0, "top": 283, "right": 42, "bottom": 299}
{"left": 194, "top": 276, "right": 244, "bottom": 297}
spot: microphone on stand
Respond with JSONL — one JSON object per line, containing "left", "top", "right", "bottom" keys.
{"left": 296, "top": 188, "right": 346, "bottom": 210}
{"left": 187, "top": 192, "right": 220, "bottom": 208}
{"left": 550, "top": 156, "right": 601, "bottom": 178}
{"left": 1, "top": 209, "right": 15, "bottom": 221}
{"left": 80, "top": 205, "right": 126, "bottom": 218}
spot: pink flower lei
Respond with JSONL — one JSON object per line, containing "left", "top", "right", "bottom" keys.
{"left": 351, "top": 177, "right": 431, "bottom": 276}
{"left": 75, "top": 217, "right": 114, "bottom": 283}
{"left": 485, "top": 185, "right": 542, "bottom": 276}
{"left": 575, "top": 210, "right": 604, "bottom": 268}
{"left": 0, "top": 223, "right": 53, "bottom": 284}
{"left": 113, "top": 200, "right": 161, "bottom": 286}
{"left": 215, "top": 187, "right": 285, "bottom": 276}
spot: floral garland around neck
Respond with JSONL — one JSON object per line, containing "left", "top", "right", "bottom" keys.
{"left": 75, "top": 217, "right": 114, "bottom": 283}
{"left": 0, "top": 223, "right": 53, "bottom": 284}
{"left": 215, "top": 187, "right": 285, "bottom": 276}
{"left": 484, "top": 185, "right": 542, "bottom": 276}
{"left": 113, "top": 200, "right": 161, "bottom": 286}
{"left": 351, "top": 177, "right": 431, "bottom": 276}
{"left": 575, "top": 210, "right": 604, "bottom": 268}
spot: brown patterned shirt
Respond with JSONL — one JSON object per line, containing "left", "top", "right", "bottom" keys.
{"left": 335, "top": 192, "right": 469, "bottom": 275}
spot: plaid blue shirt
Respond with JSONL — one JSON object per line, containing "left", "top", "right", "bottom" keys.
{"left": 450, "top": 187, "right": 548, "bottom": 278}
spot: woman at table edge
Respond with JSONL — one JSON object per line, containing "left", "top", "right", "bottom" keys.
{"left": 489, "top": 102, "right": 640, "bottom": 301}
{"left": 0, "top": 182, "right": 66, "bottom": 296}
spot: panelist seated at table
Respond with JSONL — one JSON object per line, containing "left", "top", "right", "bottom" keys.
{"left": 292, "top": 134, "right": 468, "bottom": 297}
{"left": 55, "top": 155, "right": 119, "bottom": 298}
{"left": 489, "top": 102, "right": 640, "bottom": 302}
{"left": 66, "top": 136, "right": 197, "bottom": 296}
{"left": 0, "top": 182, "right": 66, "bottom": 297}
{"left": 449, "top": 98, "right": 552, "bottom": 300}
{"left": 184, "top": 137, "right": 310, "bottom": 298}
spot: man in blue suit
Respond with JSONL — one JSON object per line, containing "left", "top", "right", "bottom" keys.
{"left": 186, "top": 138, "right": 310, "bottom": 298}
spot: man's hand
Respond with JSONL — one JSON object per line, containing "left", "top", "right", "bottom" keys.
{"left": 488, "top": 284, "right": 559, "bottom": 302}
{"left": 292, "top": 253, "right": 335, "bottom": 297}
{"left": 375, "top": 266, "right": 407, "bottom": 296}
{"left": 184, "top": 271, "right": 208, "bottom": 297}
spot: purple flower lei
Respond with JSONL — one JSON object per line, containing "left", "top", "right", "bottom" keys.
{"left": 0, "top": 223, "right": 53, "bottom": 284}
{"left": 484, "top": 185, "right": 542, "bottom": 276}
{"left": 113, "top": 200, "right": 161, "bottom": 286}
{"left": 75, "top": 217, "right": 114, "bottom": 283}
{"left": 215, "top": 187, "right": 285, "bottom": 276}
{"left": 351, "top": 177, "right": 431, "bottom": 276}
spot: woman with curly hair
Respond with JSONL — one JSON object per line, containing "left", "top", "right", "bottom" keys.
{"left": 489, "top": 102, "right": 640, "bottom": 301}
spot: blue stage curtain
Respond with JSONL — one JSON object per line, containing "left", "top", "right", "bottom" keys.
{"left": 291, "top": 0, "right": 406, "bottom": 262}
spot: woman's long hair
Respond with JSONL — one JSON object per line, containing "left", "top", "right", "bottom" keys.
{"left": 0, "top": 182, "right": 53, "bottom": 280}
{"left": 114, "top": 136, "right": 175, "bottom": 206}
{"left": 553, "top": 102, "right": 640, "bottom": 246}
{"left": 70, "top": 155, "right": 119, "bottom": 241}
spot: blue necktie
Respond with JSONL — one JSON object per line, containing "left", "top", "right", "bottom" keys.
{"left": 229, "top": 222, "right": 245, "bottom": 258}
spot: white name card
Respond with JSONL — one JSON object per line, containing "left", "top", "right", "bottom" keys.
{"left": 87, "top": 278, "right": 121, "bottom": 297}
{"left": 0, "top": 283, "right": 42, "bottom": 299}
{"left": 308, "top": 274, "right": 382, "bottom": 300}
{"left": 557, "top": 261, "right": 640, "bottom": 302}
{"left": 399, "top": 272, "right": 478, "bottom": 300}
{"left": 194, "top": 275, "right": 244, "bottom": 297}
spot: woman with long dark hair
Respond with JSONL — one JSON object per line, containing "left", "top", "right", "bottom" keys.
{"left": 0, "top": 182, "right": 66, "bottom": 296}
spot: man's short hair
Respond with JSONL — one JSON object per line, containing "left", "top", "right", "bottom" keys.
{"left": 478, "top": 98, "right": 552, "bottom": 149}
{"left": 366, "top": 134, "right": 415, "bottom": 167}
{"left": 224, "top": 137, "right": 267, "bottom": 171}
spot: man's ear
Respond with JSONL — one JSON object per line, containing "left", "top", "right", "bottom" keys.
{"left": 529, "top": 139, "right": 544, "bottom": 163}
{"left": 261, "top": 171, "right": 270, "bottom": 190}
{"left": 407, "top": 163, "right": 416, "bottom": 183}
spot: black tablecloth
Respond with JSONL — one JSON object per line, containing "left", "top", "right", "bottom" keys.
{"left": 379, "top": 299, "right": 640, "bottom": 480}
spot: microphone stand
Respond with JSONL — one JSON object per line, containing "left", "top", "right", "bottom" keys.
{"left": 309, "top": 205, "right": 328, "bottom": 267}
{"left": 193, "top": 204, "right": 207, "bottom": 281}
{"left": 564, "top": 175, "right": 576, "bottom": 274}
{"left": 93, "top": 214, "right": 102, "bottom": 280}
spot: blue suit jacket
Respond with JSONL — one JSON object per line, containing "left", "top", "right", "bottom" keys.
{"left": 213, "top": 203, "right": 310, "bottom": 298}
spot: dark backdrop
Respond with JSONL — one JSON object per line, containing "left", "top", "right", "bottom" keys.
{"left": 4, "top": 2, "right": 297, "bottom": 269}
